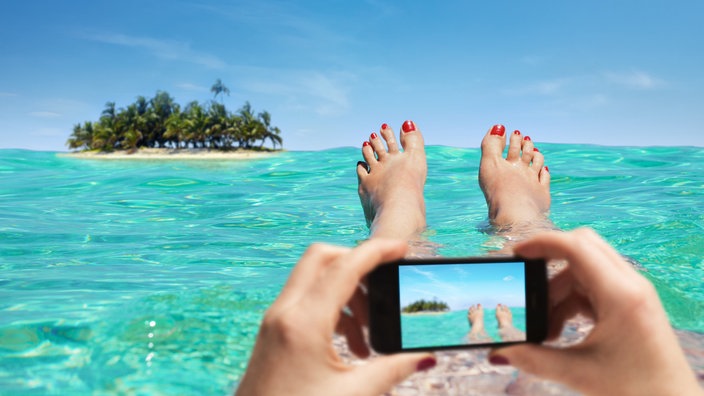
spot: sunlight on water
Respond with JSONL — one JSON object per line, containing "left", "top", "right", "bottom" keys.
{"left": 0, "top": 145, "right": 703, "bottom": 394}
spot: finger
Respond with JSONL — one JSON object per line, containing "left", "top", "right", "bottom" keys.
{"left": 312, "top": 239, "right": 407, "bottom": 316}
{"left": 513, "top": 229, "right": 625, "bottom": 298}
{"left": 578, "top": 227, "right": 635, "bottom": 276}
{"left": 274, "top": 243, "right": 350, "bottom": 308}
{"left": 348, "top": 353, "right": 436, "bottom": 395}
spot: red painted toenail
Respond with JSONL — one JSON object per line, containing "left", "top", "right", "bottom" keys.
{"left": 490, "top": 124, "right": 505, "bottom": 136}
{"left": 363, "top": 141, "right": 370, "bottom": 147}
{"left": 402, "top": 120, "right": 416, "bottom": 133}
{"left": 533, "top": 148, "right": 539, "bottom": 152}
{"left": 514, "top": 130, "right": 521, "bottom": 135}
{"left": 544, "top": 166, "right": 549, "bottom": 172}
{"left": 524, "top": 136, "right": 531, "bottom": 141}
{"left": 381, "top": 123, "right": 388, "bottom": 130}
{"left": 370, "top": 132, "right": 378, "bottom": 140}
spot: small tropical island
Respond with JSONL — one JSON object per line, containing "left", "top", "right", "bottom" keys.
{"left": 65, "top": 79, "right": 282, "bottom": 159}
{"left": 401, "top": 299, "right": 450, "bottom": 314}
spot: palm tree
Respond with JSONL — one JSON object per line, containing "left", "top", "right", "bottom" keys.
{"left": 67, "top": 122, "right": 94, "bottom": 150}
{"left": 210, "top": 79, "right": 231, "bottom": 104}
{"left": 257, "top": 111, "right": 283, "bottom": 149}
{"left": 117, "top": 102, "right": 148, "bottom": 151}
{"left": 149, "top": 91, "right": 176, "bottom": 148}
{"left": 183, "top": 101, "right": 209, "bottom": 148}
{"left": 164, "top": 105, "right": 185, "bottom": 148}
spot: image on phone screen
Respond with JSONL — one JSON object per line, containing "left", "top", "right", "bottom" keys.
{"left": 399, "top": 261, "right": 527, "bottom": 349}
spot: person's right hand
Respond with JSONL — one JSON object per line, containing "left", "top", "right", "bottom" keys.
{"left": 492, "top": 228, "right": 703, "bottom": 396}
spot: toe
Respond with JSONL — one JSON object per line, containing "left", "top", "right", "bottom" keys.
{"left": 362, "top": 141, "right": 377, "bottom": 168}
{"left": 539, "top": 166, "right": 551, "bottom": 187}
{"left": 398, "top": 120, "right": 425, "bottom": 153}
{"left": 506, "top": 130, "right": 522, "bottom": 162}
{"left": 369, "top": 132, "right": 387, "bottom": 159}
{"left": 356, "top": 161, "right": 369, "bottom": 180}
{"left": 481, "top": 124, "right": 507, "bottom": 158}
{"left": 531, "top": 148, "right": 544, "bottom": 170}
{"left": 521, "top": 136, "right": 535, "bottom": 165}
{"left": 379, "top": 123, "right": 400, "bottom": 153}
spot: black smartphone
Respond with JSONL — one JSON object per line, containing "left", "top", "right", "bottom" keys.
{"left": 368, "top": 256, "right": 548, "bottom": 353}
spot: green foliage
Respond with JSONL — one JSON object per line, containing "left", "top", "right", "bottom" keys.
{"left": 401, "top": 299, "right": 450, "bottom": 313}
{"left": 66, "top": 81, "right": 282, "bottom": 152}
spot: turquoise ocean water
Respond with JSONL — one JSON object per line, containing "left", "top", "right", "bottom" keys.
{"left": 401, "top": 308, "right": 527, "bottom": 349}
{"left": 1, "top": 145, "right": 703, "bottom": 394}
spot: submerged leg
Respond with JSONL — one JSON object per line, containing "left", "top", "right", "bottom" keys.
{"left": 357, "top": 121, "right": 428, "bottom": 249}
{"left": 479, "top": 125, "right": 554, "bottom": 236}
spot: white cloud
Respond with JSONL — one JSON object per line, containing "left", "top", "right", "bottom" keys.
{"left": 300, "top": 73, "right": 350, "bottom": 116}
{"left": 84, "top": 32, "right": 226, "bottom": 69}
{"left": 604, "top": 70, "right": 664, "bottom": 89}
{"left": 503, "top": 276, "right": 515, "bottom": 282}
{"left": 243, "top": 69, "right": 352, "bottom": 116}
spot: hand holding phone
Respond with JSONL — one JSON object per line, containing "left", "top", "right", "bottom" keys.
{"left": 368, "top": 256, "right": 548, "bottom": 353}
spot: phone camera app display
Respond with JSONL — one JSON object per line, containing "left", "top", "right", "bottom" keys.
{"left": 399, "top": 262, "right": 527, "bottom": 349}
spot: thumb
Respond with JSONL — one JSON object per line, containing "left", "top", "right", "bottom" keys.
{"left": 350, "top": 353, "right": 436, "bottom": 395}
{"left": 491, "top": 344, "right": 583, "bottom": 385}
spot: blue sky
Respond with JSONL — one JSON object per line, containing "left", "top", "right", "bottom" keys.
{"left": 1, "top": 1, "right": 703, "bottom": 151}
{"left": 399, "top": 262, "right": 526, "bottom": 310}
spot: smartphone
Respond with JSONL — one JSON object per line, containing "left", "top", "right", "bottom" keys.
{"left": 368, "top": 256, "right": 548, "bottom": 353}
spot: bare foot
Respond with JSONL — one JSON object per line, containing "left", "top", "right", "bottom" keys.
{"left": 495, "top": 303, "right": 525, "bottom": 342}
{"left": 357, "top": 121, "right": 427, "bottom": 241}
{"left": 467, "top": 304, "right": 492, "bottom": 343}
{"left": 479, "top": 125, "right": 552, "bottom": 229}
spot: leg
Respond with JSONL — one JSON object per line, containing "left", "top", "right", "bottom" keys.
{"left": 479, "top": 125, "right": 554, "bottom": 234}
{"left": 466, "top": 304, "right": 493, "bottom": 343}
{"left": 357, "top": 121, "right": 427, "bottom": 242}
{"left": 495, "top": 303, "right": 526, "bottom": 342}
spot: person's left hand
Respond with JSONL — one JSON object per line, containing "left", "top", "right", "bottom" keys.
{"left": 235, "top": 239, "right": 436, "bottom": 396}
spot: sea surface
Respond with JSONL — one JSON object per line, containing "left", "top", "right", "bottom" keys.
{"left": 402, "top": 308, "right": 527, "bottom": 349}
{"left": 1, "top": 145, "right": 703, "bottom": 394}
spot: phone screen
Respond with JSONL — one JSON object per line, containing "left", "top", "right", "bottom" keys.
{"left": 399, "top": 261, "right": 527, "bottom": 349}
{"left": 368, "top": 256, "right": 547, "bottom": 353}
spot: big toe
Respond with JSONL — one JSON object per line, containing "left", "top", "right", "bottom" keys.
{"left": 398, "top": 120, "right": 425, "bottom": 154}
{"left": 481, "top": 124, "right": 507, "bottom": 158}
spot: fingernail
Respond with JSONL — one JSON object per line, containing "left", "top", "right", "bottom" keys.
{"left": 533, "top": 148, "right": 539, "bottom": 152}
{"left": 363, "top": 141, "right": 370, "bottom": 147}
{"left": 490, "top": 124, "right": 505, "bottom": 136}
{"left": 370, "top": 132, "right": 378, "bottom": 140}
{"left": 416, "top": 357, "right": 437, "bottom": 372}
{"left": 402, "top": 120, "right": 416, "bottom": 133}
{"left": 544, "top": 166, "right": 549, "bottom": 172}
{"left": 489, "top": 355, "right": 510, "bottom": 366}
{"left": 513, "top": 130, "right": 521, "bottom": 135}
{"left": 524, "top": 136, "right": 531, "bottom": 141}
{"left": 381, "top": 123, "right": 388, "bottom": 130}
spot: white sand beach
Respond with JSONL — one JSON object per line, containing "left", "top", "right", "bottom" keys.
{"left": 60, "top": 148, "right": 281, "bottom": 160}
